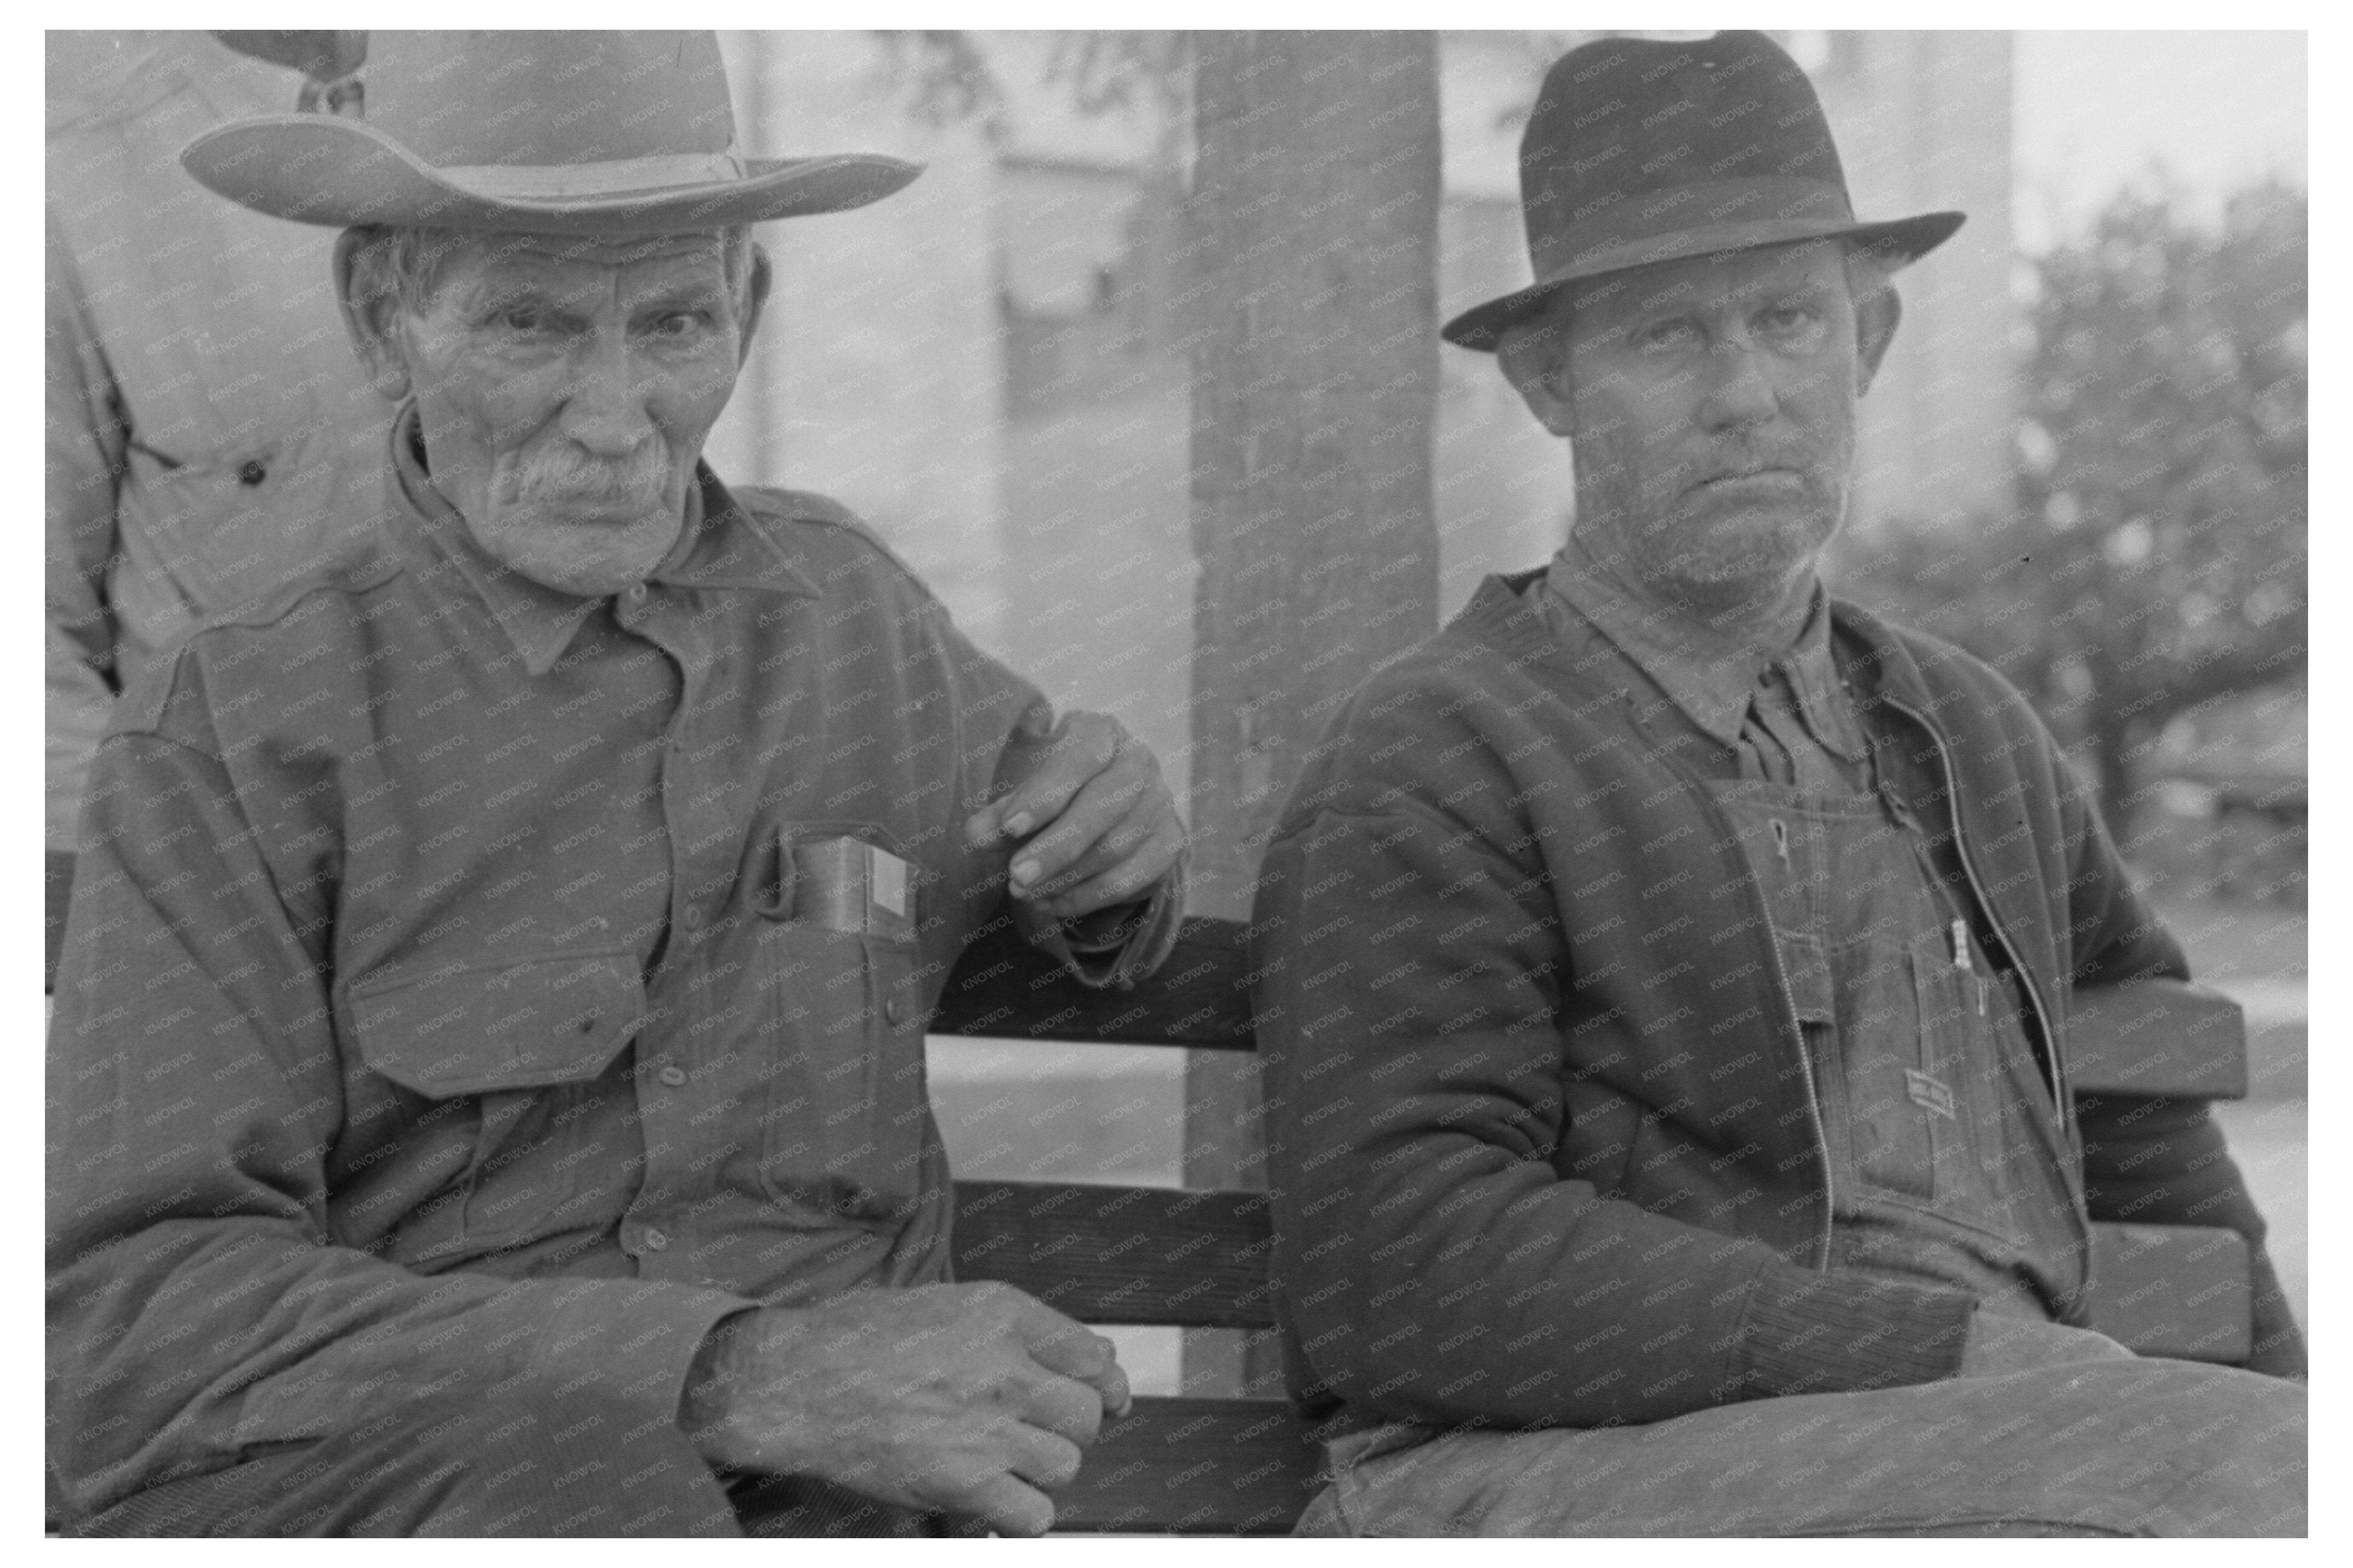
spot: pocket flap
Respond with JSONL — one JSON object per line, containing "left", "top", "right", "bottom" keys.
{"left": 349, "top": 950, "right": 646, "bottom": 1098}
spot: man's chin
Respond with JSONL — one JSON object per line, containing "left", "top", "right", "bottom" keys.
{"left": 479, "top": 506, "right": 680, "bottom": 596}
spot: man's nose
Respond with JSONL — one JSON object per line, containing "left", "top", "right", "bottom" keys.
{"left": 1695, "top": 339, "right": 1780, "bottom": 432}
{"left": 559, "top": 326, "right": 656, "bottom": 456}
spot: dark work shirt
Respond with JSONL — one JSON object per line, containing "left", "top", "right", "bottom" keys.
{"left": 46, "top": 406, "right": 1181, "bottom": 1518}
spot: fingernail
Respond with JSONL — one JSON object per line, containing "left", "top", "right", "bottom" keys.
{"left": 1003, "top": 812, "right": 1033, "bottom": 838}
{"left": 1011, "top": 859, "right": 1039, "bottom": 887}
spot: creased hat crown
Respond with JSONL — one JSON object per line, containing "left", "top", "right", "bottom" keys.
{"left": 182, "top": 29, "right": 921, "bottom": 236}
{"left": 1443, "top": 31, "right": 1961, "bottom": 350}
{"left": 366, "top": 31, "right": 736, "bottom": 168}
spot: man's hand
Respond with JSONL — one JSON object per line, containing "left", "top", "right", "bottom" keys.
{"left": 678, "top": 1281, "right": 1132, "bottom": 1537}
{"left": 965, "top": 708, "right": 1184, "bottom": 921}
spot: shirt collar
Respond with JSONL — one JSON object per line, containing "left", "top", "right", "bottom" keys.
{"left": 1543, "top": 531, "right": 1860, "bottom": 758}
{"left": 388, "top": 403, "right": 817, "bottom": 677}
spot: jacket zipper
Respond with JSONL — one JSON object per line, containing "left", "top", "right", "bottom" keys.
{"left": 1755, "top": 882, "right": 1836, "bottom": 1271}
{"left": 1879, "top": 695, "right": 2068, "bottom": 1113}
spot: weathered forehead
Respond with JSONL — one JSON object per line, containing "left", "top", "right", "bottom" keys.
{"left": 1567, "top": 238, "right": 1849, "bottom": 321}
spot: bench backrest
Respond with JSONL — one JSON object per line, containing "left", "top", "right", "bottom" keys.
{"left": 926, "top": 912, "right": 2259, "bottom": 1532}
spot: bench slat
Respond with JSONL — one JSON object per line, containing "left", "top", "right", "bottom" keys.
{"left": 2067, "top": 981, "right": 2249, "bottom": 1099}
{"left": 2087, "top": 1221, "right": 2254, "bottom": 1364}
{"left": 951, "top": 1180, "right": 1274, "bottom": 1328}
{"left": 1053, "top": 1396, "right": 1321, "bottom": 1534}
{"left": 931, "top": 915, "right": 1255, "bottom": 1049}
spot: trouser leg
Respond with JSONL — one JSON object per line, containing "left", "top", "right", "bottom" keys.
{"left": 67, "top": 1375, "right": 739, "bottom": 1537}
{"left": 1299, "top": 1354, "right": 2306, "bottom": 1537}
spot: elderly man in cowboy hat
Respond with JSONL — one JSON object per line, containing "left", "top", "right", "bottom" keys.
{"left": 47, "top": 32, "right": 1187, "bottom": 1538}
{"left": 1254, "top": 32, "right": 2304, "bottom": 1536}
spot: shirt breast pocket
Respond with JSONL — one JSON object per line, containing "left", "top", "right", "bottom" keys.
{"left": 121, "top": 428, "right": 340, "bottom": 620}
{"left": 750, "top": 825, "right": 932, "bottom": 1227}
{"left": 346, "top": 949, "right": 646, "bottom": 1259}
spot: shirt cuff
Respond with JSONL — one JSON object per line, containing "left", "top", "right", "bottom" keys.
{"left": 1733, "top": 1261, "right": 1976, "bottom": 1399}
{"left": 521, "top": 1279, "right": 759, "bottom": 1430}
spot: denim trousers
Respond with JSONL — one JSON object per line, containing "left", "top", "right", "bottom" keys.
{"left": 1294, "top": 1324, "right": 2306, "bottom": 1537}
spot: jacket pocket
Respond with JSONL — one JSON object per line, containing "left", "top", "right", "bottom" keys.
{"left": 347, "top": 949, "right": 646, "bottom": 1255}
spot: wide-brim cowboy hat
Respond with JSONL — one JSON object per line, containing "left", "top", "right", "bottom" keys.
{"left": 1443, "top": 30, "right": 1962, "bottom": 351}
{"left": 183, "top": 30, "right": 920, "bottom": 236}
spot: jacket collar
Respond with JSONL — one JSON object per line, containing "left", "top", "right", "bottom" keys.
{"left": 1539, "top": 536, "right": 1862, "bottom": 760}
{"left": 1466, "top": 561, "right": 1939, "bottom": 722}
{"left": 388, "top": 403, "right": 817, "bottom": 675}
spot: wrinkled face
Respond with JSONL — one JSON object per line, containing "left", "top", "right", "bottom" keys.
{"left": 1559, "top": 240, "right": 1866, "bottom": 613}
{"left": 375, "top": 232, "right": 756, "bottom": 597}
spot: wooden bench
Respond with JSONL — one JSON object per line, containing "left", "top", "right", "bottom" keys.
{"left": 46, "top": 855, "right": 2259, "bottom": 1534}
{"left": 926, "top": 913, "right": 2261, "bottom": 1532}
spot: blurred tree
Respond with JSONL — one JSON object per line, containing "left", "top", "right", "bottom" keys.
{"left": 1838, "top": 178, "right": 2306, "bottom": 827}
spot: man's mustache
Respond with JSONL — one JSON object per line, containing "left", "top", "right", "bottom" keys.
{"left": 497, "top": 442, "right": 672, "bottom": 511}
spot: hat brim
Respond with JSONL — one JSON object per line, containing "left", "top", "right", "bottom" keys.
{"left": 182, "top": 115, "right": 922, "bottom": 235}
{"left": 1440, "top": 210, "right": 1965, "bottom": 352}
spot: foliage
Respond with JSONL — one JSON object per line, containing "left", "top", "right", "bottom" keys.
{"left": 873, "top": 30, "right": 1189, "bottom": 136}
{"left": 1838, "top": 178, "right": 2306, "bottom": 824}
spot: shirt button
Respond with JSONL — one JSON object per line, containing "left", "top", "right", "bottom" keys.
{"left": 681, "top": 907, "right": 703, "bottom": 931}
{"left": 885, "top": 996, "right": 909, "bottom": 1026}
{"left": 626, "top": 583, "right": 649, "bottom": 602}
{"left": 641, "top": 1227, "right": 671, "bottom": 1252}
{"left": 658, "top": 1064, "right": 688, "bottom": 1088}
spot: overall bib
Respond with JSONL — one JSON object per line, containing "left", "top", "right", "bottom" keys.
{"left": 1708, "top": 764, "right": 2085, "bottom": 1317}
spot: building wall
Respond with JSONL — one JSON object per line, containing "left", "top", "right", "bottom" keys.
{"left": 1816, "top": 31, "right": 2018, "bottom": 531}
{"left": 709, "top": 31, "right": 1012, "bottom": 652}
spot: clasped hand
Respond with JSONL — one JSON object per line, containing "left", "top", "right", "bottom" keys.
{"left": 680, "top": 1281, "right": 1133, "bottom": 1536}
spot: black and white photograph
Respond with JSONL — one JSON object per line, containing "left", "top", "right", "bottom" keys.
{"left": 39, "top": 18, "right": 2314, "bottom": 1539}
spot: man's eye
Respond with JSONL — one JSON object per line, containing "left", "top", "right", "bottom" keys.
{"left": 1639, "top": 320, "right": 1695, "bottom": 351}
{"left": 1760, "top": 305, "right": 1822, "bottom": 336}
{"left": 651, "top": 311, "right": 711, "bottom": 338}
{"left": 494, "top": 307, "right": 546, "bottom": 333}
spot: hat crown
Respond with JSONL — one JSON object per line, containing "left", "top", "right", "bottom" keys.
{"left": 1518, "top": 32, "right": 1853, "bottom": 279}
{"left": 358, "top": 30, "right": 739, "bottom": 168}
{"left": 1441, "top": 30, "right": 1961, "bottom": 349}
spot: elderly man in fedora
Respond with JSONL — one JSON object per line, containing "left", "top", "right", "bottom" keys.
{"left": 1254, "top": 32, "right": 2304, "bottom": 1536}
{"left": 47, "top": 32, "right": 1187, "bottom": 1538}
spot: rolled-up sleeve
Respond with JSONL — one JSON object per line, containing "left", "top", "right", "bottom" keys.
{"left": 46, "top": 715, "right": 752, "bottom": 1521}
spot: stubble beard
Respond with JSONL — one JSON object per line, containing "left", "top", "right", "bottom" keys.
{"left": 1579, "top": 465, "right": 1847, "bottom": 630}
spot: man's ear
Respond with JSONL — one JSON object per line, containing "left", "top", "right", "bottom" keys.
{"left": 736, "top": 243, "right": 773, "bottom": 368}
{"left": 333, "top": 229, "right": 414, "bottom": 406}
{"left": 1497, "top": 308, "right": 1577, "bottom": 437}
{"left": 1854, "top": 282, "right": 1901, "bottom": 397}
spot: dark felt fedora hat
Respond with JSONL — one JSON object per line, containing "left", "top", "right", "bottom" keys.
{"left": 1443, "top": 30, "right": 1964, "bottom": 351}
{"left": 182, "top": 30, "right": 920, "bottom": 236}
